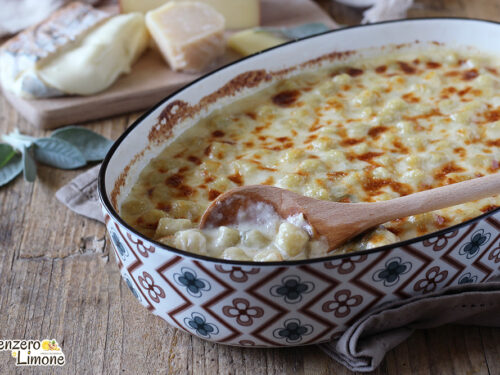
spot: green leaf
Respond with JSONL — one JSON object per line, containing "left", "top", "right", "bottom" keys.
{"left": 257, "top": 23, "right": 330, "bottom": 40}
{"left": 280, "top": 23, "right": 330, "bottom": 39}
{"left": 34, "top": 138, "right": 86, "bottom": 169}
{"left": 0, "top": 153, "right": 22, "bottom": 187}
{"left": 51, "top": 126, "right": 113, "bottom": 162}
{"left": 0, "top": 143, "right": 15, "bottom": 168}
{"left": 22, "top": 146, "right": 37, "bottom": 182}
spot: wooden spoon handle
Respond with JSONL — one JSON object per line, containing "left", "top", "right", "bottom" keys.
{"left": 369, "top": 173, "right": 500, "bottom": 224}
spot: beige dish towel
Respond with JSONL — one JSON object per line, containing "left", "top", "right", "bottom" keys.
{"left": 320, "top": 278, "right": 500, "bottom": 372}
{"left": 56, "top": 164, "right": 103, "bottom": 222}
{"left": 56, "top": 166, "right": 500, "bottom": 373}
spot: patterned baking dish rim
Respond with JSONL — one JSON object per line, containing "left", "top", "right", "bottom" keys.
{"left": 98, "top": 18, "right": 500, "bottom": 347}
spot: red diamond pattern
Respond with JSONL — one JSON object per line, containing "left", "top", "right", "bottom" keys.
{"left": 103, "top": 205, "right": 500, "bottom": 347}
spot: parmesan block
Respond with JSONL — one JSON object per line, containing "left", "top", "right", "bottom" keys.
{"left": 121, "top": 0, "right": 260, "bottom": 29}
{"left": 228, "top": 29, "right": 287, "bottom": 57}
{"left": 145, "top": 2, "right": 226, "bottom": 72}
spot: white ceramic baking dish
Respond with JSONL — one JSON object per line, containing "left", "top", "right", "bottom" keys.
{"left": 99, "top": 18, "right": 500, "bottom": 347}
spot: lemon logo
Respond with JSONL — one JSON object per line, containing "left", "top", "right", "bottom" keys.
{"left": 41, "top": 340, "right": 60, "bottom": 351}
{"left": 41, "top": 340, "right": 50, "bottom": 351}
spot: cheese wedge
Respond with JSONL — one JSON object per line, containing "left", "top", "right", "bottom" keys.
{"left": 37, "top": 13, "right": 149, "bottom": 96}
{"left": 146, "top": 2, "right": 226, "bottom": 72}
{"left": 228, "top": 29, "right": 287, "bottom": 56}
{"left": 121, "top": 0, "right": 260, "bottom": 29}
{"left": 0, "top": 2, "right": 111, "bottom": 98}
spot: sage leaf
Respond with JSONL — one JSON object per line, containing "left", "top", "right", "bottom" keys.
{"left": 0, "top": 153, "right": 22, "bottom": 187}
{"left": 34, "top": 138, "right": 86, "bottom": 169}
{"left": 0, "top": 143, "right": 15, "bottom": 168}
{"left": 51, "top": 126, "right": 113, "bottom": 162}
{"left": 257, "top": 22, "right": 330, "bottom": 40}
{"left": 280, "top": 23, "right": 330, "bottom": 39}
{"left": 22, "top": 146, "right": 37, "bottom": 182}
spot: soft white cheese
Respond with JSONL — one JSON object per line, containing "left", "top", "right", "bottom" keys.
{"left": 0, "top": 2, "right": 111, "bottom": 98}
{"left": 37, "top": 13, "right": 148, "bottom": 96}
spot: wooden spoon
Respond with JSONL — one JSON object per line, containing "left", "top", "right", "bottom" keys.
{"left": 199, "top": 173, "right": 500, "bottom": 251}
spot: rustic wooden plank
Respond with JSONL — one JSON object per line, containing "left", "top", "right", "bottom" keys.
{"left": 480, "top": 325, "right": 500, "bottom": 375}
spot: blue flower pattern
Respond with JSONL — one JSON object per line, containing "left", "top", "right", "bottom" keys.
{"left": 125, "top": 277, "right": 141, "bottom": 302}
{"left": 270, "top": 276, "right": 314, "bottom": 304}
{"left": 174, "top": 267, "right": 211, "bottom": 297}
{"left": 184, "top": 312, "right": 219, "bottom": 338}
{"left": 373, "top": 257, "right": 412, "bottom": 287}
{"left": 111, "top": 231, "right": 128, "bottom": 259}
{"left": 459, "top": 229, "right": 491, "bottom": 259}
{"left": 273, "top": 319, "right": 313, "bottom": 343}
{"left": 458, "top": 272, "right": 478, "bottom": 284}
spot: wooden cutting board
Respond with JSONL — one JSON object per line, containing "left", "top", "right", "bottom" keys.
{"left": 3, "top": 0, "right": 336, "bottom": 129}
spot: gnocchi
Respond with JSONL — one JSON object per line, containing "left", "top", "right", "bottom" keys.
{"left": 121, "top": 44, "right": 500, "bottom": 261}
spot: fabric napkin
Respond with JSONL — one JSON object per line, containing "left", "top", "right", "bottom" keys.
{"left": 55, "top": 164, "right": 104, "bottom": 223}
{"left": 56, "top": 166, "right": 500, "bottom": 373}
{"left": 320, "top": 277, "right": 500, "bottom": 372}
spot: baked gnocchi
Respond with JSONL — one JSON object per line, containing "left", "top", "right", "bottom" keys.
{"left": 121, "top": 44, "right": 500, "bottom": 261}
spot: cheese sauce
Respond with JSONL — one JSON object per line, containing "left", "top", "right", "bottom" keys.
{"left": 121, "top": 45, "right": 500, "bottom": 261}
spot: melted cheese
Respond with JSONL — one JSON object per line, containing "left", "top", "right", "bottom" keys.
{"left": 121, "top": 44, "right": 500, "bottom": 261}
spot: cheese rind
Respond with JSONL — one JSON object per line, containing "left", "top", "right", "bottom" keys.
{"left": 37, "top": 13, "right": 149, "bottom": 96}
{"left": 228, "top": 29, "right": 287, "bottom": 56}
{"left": 146, "top": 2, "right": 226, "bottom": 72}
{"left": 0, "top": 2, "right": 111, "bottom": 98}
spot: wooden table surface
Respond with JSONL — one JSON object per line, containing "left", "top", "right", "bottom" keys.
{"left": 1, "top": 0, "right": 500, "bottom": 374}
